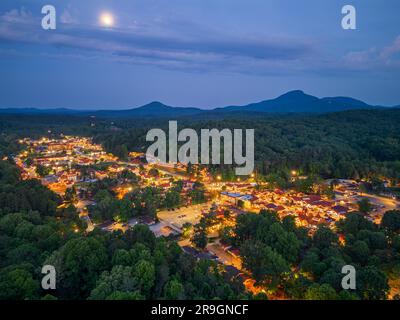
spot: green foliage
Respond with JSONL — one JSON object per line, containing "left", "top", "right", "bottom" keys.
{"left": 381, "top": 210, "right": 400, "bottom": 234}
{"left": 305, "top": 283, "right": 338, "bottom": 300}
{"left": 35, "top": 164, "right": 51, "bottom": 177}
{"left": 241, "top": 240, "right": 290, "bottom": 289}
{"left": 192, "top": 221, "right": 208, "bottom": 250}
{"left": 358, "top": 198, "right": 372, "bottom": 214}
{"left": 0, "top": 163, "right": 61, "bottom": 217}
{"left": 356, "top": 266, "right": 389, "bottom": 300}
{"left": 0, "top": 267, "right": 39, "bottom": 300}
{"left": 164, "top": 278, "right": 185, "bottom": 300}
{"left": 46, "top": 237, "right": 109, "bottom": 299}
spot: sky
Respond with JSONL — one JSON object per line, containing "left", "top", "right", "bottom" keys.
{"left": 0, "top": 0, "right": 399, "bottom": 109}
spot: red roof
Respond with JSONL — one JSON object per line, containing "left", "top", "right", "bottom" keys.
{"left": 314, "top": 200, "right": 332, "bottom": 207}
{"left": 332, "top": 205, "right": 349, "bottom": 214}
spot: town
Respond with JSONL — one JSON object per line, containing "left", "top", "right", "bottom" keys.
{"left": 14, "top": 135, "right": 400, "bottom": 296}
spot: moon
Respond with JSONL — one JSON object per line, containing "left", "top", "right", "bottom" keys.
{"left": 99, "top": 12, "right": 114, "bottom": 27}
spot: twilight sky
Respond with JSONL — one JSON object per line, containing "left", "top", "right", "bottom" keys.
{"left": 0, "top": 0, "right": 399, "bottom": 109}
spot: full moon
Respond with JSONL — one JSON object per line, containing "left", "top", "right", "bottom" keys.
{"left": 99, "top": 12, "right": 114, "bottom": 27}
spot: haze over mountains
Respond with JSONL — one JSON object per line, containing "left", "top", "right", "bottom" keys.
{"left": 0, "top": 90, "right": 392, "bottom": 118}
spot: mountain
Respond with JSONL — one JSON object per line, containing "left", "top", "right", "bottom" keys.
{"left": 218, "top": 90, "right": 377, "bottom": 113}
{"left": 90, "top": 101, "right": 204, "bottom": 118}
{"left": 0, "top": 90, "right": 387, "bottom": 118}
{"left": 0, "top": 107, "right": 81, "bottom": 115}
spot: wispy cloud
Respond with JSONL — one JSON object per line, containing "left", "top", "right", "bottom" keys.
{"left": 1, "top": 7, "right": 399, "bottom": 76}
{"left": 343, "top": 36, "right": 400, "bottom": 71}
{"left": 0, "top": 7, "right": 316, "bottom": 74}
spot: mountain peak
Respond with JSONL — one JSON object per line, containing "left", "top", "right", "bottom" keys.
{"left": 283, "top": 90, "right": 305, "bottom": 96}
{"left": 137, "top": 101, "right": 171, "bottom": 111}
{"left": 142, "top": 101, "right": 168, "bottom": 107}
{"left": 276, "top": 90, "right": 318, "bottom": 102}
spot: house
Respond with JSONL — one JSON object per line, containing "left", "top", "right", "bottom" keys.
{"left": 221, "top": 192, "right": 243, "bottom": 205}
{"left": 332, "top": 205, "right": 349, "bottom": 215}
{"left": 41, "top": 175, "right": 58, "bottom": 185}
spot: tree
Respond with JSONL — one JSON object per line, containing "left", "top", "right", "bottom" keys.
{"left": 164, "top": 278, "right": 185, "bottom": 300}
{"left": 64, "top": 187, "right": 77, "bottom": 203}
{"left": 134, "top": 260, "right": 155, "bottom": 296}
{"left": 305, "top": 283, "right": 338, "bottom": 300}
{"left": 36, "top": 164, "right": 51, "bottom": 177}
{"left": 263, "top": 222, "right": 300, "bottom": 264}
{"left": 345, "top": 240, "right": 370, "bottom": 265}
{"left": 0, "top": 268, "right": 39, "bottom": 300}
{"left": 106, "top": 290, "right": 144, "bottom": 300}
{"left": 336, "top": 212, "right": 375, "bottom": 236}
{"left": 240, "top": 240, "right": 289, "bottom": 288}
{"left": 301, "top": 250, "right": 326, "bottom": 278}
{"left": 358, "top": 198, "right": 372, "bottom": 214}
{"left": 381, "top": 210, "right": 400, "bottom": 234}
{"left": 118, "top": 198, "right": 133, "bottom": 222}
{"left": 357, "top": 266, "right": 389, "bottom": 300}
{"left": 182, "top": 222, "right": 193, "bottom": 239}
{"left": 112, "top": 249, "right": 132, "bottom": 266}
{"left": 313, "top": 225, "right": 338, "bottom": 249}
{"left": 293, "top": 177, "right": 314, "bottom": 194}
{"left": 164, "top": 190, "right": 181, "bottom": 209}
{"left": 89, "top": 265, "right": 138, "bottom": 300}
{"left": 192, "top": 225, "right": 208, "bottom": 250}
{"left": 46, "top": 237, "right": 109, "bottom": 299}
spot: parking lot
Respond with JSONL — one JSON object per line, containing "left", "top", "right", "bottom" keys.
{"left": 157, "top": 202, "right": 212, "bottom": 230}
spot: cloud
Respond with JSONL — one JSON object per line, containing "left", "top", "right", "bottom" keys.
{"left": 1, "top": 7, "right": 399, "bottom": 76}
{"left": 343, "top": 36, "right": 400, "bottom": 71}
{"left": 381, "top": 36, "right": 400, "bottom": 62}
{"left": 0, "top": 7, "right": 316, "bottom": 75}
{"left": 60, "top": 9, "right": 78, "bottom": 25}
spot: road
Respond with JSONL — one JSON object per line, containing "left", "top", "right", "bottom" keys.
{"left": 207, "top": 242, "right": 242, "bottom": 270}
{"left": 75, "top": 200, "right": 95, "bottom": 232}
{"left": 362, "top": 193, "right": 398, "bottom": 211}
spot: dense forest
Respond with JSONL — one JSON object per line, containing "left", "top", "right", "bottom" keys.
{"left": 1, "top": 109, "right": 400, "bottom": 300}
{"left": 0, "top": 160, "right": 246, "bottom": 300}
{"left": 1, "top": 109, "right": 400, "bottom": 183}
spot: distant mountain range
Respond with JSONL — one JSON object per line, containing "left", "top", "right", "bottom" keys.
{"left": 0, "top": 90, "right": 394, "bottom": 118}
